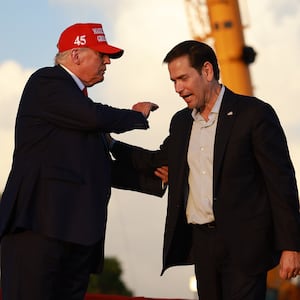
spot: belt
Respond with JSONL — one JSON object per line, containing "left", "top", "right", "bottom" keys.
{"left": 193, "top": 221, "right": 216, "bottom": 229}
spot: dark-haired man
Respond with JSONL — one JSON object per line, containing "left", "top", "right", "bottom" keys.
{"left": 110, "top": 40, "right": 300, "bottom": 300}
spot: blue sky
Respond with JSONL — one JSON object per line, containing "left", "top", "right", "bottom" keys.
{"left": 1, "top": 1, "right": 114, "bottom": 68}
{"left": 2, "top": 1, "right": 61, "bottom": 68}
{"left": 1, "top": 0, "right": 300, "bottom": 298}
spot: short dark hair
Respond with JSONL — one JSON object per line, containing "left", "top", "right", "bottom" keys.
{"left": 163, "top": 40, "right": 220, "bottom": 80}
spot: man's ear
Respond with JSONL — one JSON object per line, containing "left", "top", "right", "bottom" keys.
{"left": 71, "top": 49, "right": 81, "bottom": 65}
{"left": 202, "top": 61, "right": 214, "bottom": 81}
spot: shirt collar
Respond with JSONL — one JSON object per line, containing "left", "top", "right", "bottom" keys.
{"left": 191, "top": 84, "right": 225, "bottom": 120}
{"left": 212, "top": 84, "right": 225, "bottom": 113}
{"left": 59, "top": 64, "right": 85, "bottom": 91}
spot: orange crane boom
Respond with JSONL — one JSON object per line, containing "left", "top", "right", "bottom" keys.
{"left": 184, "top": 0, "right": 256, "bottom": 96}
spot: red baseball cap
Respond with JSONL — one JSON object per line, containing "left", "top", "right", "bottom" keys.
{"left": 57, "top": 23, "right": 124, "bottom": 59}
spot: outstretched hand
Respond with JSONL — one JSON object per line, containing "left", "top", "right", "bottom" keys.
{"left": 132, "top": 102, "right": 159, "bottom": 118}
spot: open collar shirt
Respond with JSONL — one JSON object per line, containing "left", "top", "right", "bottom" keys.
{"left": 186, "top": 85, "right": 225, "bottom": 225}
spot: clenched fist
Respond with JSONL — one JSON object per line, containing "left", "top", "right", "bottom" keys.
{"left": 132, "top": 101, "right": 159, "bottom": 118}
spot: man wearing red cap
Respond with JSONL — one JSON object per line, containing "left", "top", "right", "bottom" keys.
{"left": 0, "top": 23, "right": 166, "bottom": 300}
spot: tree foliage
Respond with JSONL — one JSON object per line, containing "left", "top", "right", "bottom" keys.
{"left": 87, "top": 256, "right": 133, "bottom": 296}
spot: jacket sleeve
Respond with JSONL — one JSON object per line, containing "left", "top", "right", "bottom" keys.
{"left": 21, "top": 67, "right": 149, "bottom": 134}
{"left": 251, "top": 101, "right": 300, "bottom": 250}
{"left": 110, "top": 139, "right": 169, "bottom": 171}
{"left": 111, "top": 159, "right": 166, "bottom": 197}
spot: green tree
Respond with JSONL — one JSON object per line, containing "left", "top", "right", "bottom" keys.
{"left": 87, "top": 256, "right": 133, "bottom": 296}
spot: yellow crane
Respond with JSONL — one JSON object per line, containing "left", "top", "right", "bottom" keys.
{"left": 184, "top": 0, "right": 256, "bottom": 96}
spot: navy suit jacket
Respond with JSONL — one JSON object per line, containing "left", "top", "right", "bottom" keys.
{"left": 0, "top": 65, "right": 164, "bottom": 251}
{"left": 112, "top": 87, "right": 300, "bottom": 275}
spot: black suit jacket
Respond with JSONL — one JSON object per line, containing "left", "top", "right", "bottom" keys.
{"left": 0, "top": 65, "right": 164, "bottom": 250}
{"left": 112, "top": 87, "right": 300, "bottom": 275}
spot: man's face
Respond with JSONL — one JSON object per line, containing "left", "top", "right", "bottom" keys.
{"left": 168, "top": 55, "right": 208, "bottom": 110}
{"left": 76, "top": 48, "right": 111, "bottom": 87}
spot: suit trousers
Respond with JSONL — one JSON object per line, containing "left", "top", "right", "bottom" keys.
{"left": 191, "top": 224, "right": 267, "bottom": 300}
{"left": 1, "top": 230, "right": 100, "bottom": 300}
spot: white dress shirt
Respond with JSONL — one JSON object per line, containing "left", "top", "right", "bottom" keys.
{"left": 186, "top": 85, "right": 225, "bottom": 224}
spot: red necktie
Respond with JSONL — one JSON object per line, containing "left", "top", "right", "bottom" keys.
{"left": 82, "top": 87, "right": 88, "bottom": 96}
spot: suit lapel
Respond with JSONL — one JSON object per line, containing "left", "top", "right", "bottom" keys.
{"left": 213, "top": 88, "right": 238, "bottom": 192}
{"left": 181, "top": 111, "right": 194, "bottom": 156}
{"left": 176, "top": 109, "right": 193, "bottom": 207}
{"left": 171, "top": 108, "right": 194, "bottom": 161}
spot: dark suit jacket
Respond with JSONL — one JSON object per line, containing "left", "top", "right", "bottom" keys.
{"left": 111, "top": 87, "right": 300, "bottom": 275}
{"left": 0, "top": 65, "right": 164, "bottom": 253}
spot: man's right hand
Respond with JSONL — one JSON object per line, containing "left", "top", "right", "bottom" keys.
{"left": 155, "top": 166, "right": 168, "bottom": 184}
